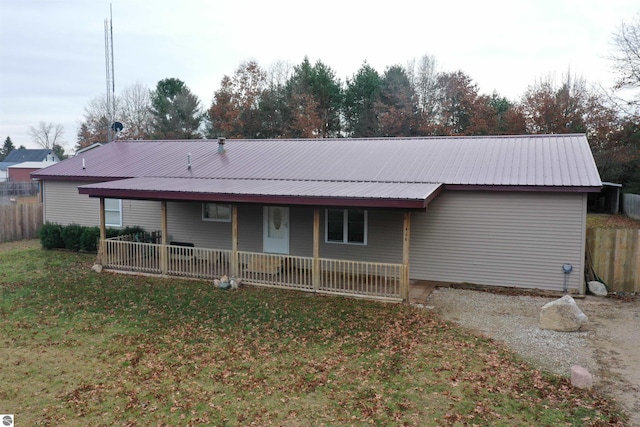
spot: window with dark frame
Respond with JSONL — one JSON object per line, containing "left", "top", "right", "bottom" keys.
{"left": 326, "top": 208, "right": 367, "bottom": 244}
{"left": 202, "top": 203, "right": 231, "bottom": 222}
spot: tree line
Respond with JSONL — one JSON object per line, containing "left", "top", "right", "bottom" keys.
{"left": 68, "top": 14, "right": 637, "bottom": 192}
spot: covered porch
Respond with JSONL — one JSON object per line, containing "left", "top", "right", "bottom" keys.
{"left": 102, "top": 231, "right": 407, "bottom": 301}
{"left": 82, "top": 177, "right": 443, "bottom": 303}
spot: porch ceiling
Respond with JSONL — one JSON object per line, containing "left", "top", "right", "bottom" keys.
{"left": 78, "top": 177, "right": 443, "bottom": 209}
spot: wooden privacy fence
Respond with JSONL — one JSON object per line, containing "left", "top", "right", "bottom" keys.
{"left": 586, "top": 228, "right": 640, "bottom": 293}
{"left": 623, "top": 193, "right": 640, "bottom": 220}
{"left": 0, "top": 203, "right": 43, "bottom": 242}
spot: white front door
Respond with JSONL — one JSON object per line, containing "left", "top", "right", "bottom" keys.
{"left": 263, "top": 206, "right": 289, "bottom": 254}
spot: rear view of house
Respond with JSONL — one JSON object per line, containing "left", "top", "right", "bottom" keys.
{"left": 32, "top": 135, "right": 601, "bottom": 300}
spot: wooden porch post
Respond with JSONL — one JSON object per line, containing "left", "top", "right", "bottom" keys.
{"left": 231, "top": 204, "right": 238, "bottom": 277}
{"left": 160, "top": 200, "right": 168, "bottom": 275}
{"left": 98, "top": 197, "right": 106, "bottom": 264}
{"left": 401, "top": 211, "right": 411, "bottom": 302}
{"left": 313, "top": 208, "right": 320, "bottom": 290}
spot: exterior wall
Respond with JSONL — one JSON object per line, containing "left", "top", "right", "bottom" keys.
{"left": 166, "top": 201, "right": 232, "bottom": 249}
{"left": 163, "top": 203, "right": 404, "bottom": 264}
{"left": 42, "top": 180, "right": 588, "bottom": 293}
{"left": 42, "top": 180, "right": 161, "bottom": 231}
{"left": 410, "top": 190, "right": 586, "bottom": 293}
{"left": 8, "top": 168, "right": 38, "bottom": 182}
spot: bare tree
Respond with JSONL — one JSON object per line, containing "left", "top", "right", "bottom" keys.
{"left": 120, "top": 82, "right": 152, "bottom": 140}
{"left": 407, "top": 54, "right": 439, "bottom": 134}
{"left": 611, "top": 13, "right": 640, "bottom": 91}
{"left": 28, "top": 121, "right": 64, "bottom": 149}
{"left": 76, "top": 82, "right": 152, "bottom": 150}
{"left": 266, "top": 60, "right": 293, "bottom": 88}
{"left": 610, "top": 13, "right": 640, "bottom": 117}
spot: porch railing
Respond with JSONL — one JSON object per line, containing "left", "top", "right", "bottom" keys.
{"left": 104, "top": 239, "right": 161, "bottom": 274}
{"left": 318, "top": 258, "right": 403, "bottom": 300}
{"left": 167, "top": 245, "right": 231, "bottom": 279}
{"left": 101, "top": 239, "right": 405, "bottom": 301}
{"left": 238, "top": 251, "right": 314, "bottom": 290}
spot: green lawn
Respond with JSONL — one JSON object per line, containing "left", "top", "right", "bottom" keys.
{"left": 0, "top": 242, "right": 625, "bottom": 426}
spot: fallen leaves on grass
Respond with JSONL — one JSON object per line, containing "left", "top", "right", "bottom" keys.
{"left": 0, "top": 248, "right": 628, "bottom": 426}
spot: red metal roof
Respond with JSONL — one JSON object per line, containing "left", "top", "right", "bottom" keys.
{"left": 33, "top": 135, "right": 602, "bottom": 207}
{"left": 78, "top": 178, "right": 443, "bottom": 208}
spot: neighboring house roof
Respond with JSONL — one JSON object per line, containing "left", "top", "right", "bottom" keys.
{"left": 32, "top": 135, "right": 602, "bottom": 208}
{"left": 0, "top": 161, "right": 19, "bottom": 171}
{"left": 8, "top": 161, "right": 57, "bottom": 170}
{"left": 4, "top": 148, "right": 59, "bottom": 163}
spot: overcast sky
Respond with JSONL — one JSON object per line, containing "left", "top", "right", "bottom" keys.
{"left": 0, "top": 0, "right": 638, "bottom": 151}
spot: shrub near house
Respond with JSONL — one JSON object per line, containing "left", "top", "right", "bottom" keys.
{"left": 39, "top": 222, "right": 144, "bottom": 252}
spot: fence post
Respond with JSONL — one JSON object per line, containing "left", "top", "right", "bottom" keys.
{"left": 97, "top": 198, "right": 106, "bottom": 264}
{"left": 313, "top": 208, "right": 320, "bottom": 290}
{"left": 401, "top": 211, "right": 411, "bottom": 302}
{"left": 231, "top": 204, "right": 238, "bottom": 277}
{"left": 160, "top": 201, "right": 168, "bottom": 275}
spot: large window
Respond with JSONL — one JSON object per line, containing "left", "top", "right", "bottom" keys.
{"left": 104, "top": 198, "right": 122, "bottom": 227}
{"left": 202, "top": 203, "right": 231, "bottom": 222}
{"left": 326, "top": 209, "right": 367, "bottom": 245}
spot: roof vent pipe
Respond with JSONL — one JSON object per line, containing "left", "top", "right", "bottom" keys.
{"left": 218, "top": 137, "right": 226, "bottom": 154}
{"left": 187, "top": 152, "right": 192, "bottom": 170}
{"left": 82, "top": 158, "right": 86, "bottom": 170}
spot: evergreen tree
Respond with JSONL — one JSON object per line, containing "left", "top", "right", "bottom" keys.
{"left": 344, "top": 62, "right": 382, "bottom": 137}
{"left": 1, "top": 136, "right": 15, "bottom": 161}
{"left": 150, "top": 78, "right": 204, "bottom": 139}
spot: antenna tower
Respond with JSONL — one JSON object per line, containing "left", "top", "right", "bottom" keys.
{"left": 104, "top": 4, "right": 115, "bottom": 143}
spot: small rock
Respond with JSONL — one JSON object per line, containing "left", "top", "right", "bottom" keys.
{"left": 539, "top": 295, "right": 588, "bottom": 332}
{"left": 91, "top": 264, "right": 103, "bottom": 273}
{"left": 587, "top": 281, "right": 607, "bottom": 297}
{"left": 571, "top": 365, "right": 593, "bottom": 389}
{"left": 230, "top": 278, "right": 242, "bottom": 290}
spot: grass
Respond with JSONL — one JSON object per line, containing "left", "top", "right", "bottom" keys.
{"left": 0, "top": 241, "right": 626, "bottom": 426}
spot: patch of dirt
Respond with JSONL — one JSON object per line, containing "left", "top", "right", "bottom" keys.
{"left": 424, "top": 288, "right": 640, "bottom": 426}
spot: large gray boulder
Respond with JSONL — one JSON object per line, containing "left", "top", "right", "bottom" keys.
{"left": 587, "top": 281, "right": 607, "bottom": 297}
{"left": 539, "top": 295, "right": 588, "bottom": 332}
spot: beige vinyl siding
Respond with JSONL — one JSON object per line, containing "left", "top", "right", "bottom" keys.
{"left": 410, "top": 190, "right": 586, "bottom": 293}
{"left": 166, "top": 201, "right": 232, "bottom": 248}
{"left": 121, "top": 199, "right": 162, "bottom": 231}
{"left": 44, "top": 180, "right": 164, "bottom": 231}
{"left": 43, "top": 181, "right": 101, "bottom": 226}
{"left": 237, "top": 205, "right": 262, "bottom": 252}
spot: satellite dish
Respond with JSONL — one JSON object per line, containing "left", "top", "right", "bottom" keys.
{"left": 111, "top": 121, "right": 124, "bottom": 132}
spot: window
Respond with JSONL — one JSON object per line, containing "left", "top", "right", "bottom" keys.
{"left": 326, "top": 209, "right": 367, "bottom": 244}
{"left": 202, "top": 203, "right": 231, "bottom": 222}
{"left": 104, "top": 198, "right": 122, "bottom": 227}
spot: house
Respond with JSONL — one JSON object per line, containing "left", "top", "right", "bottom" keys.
{"left": 0, "top": 162, "right": 18, "bottom": 182}
{"left": 7, "top": 161, "right": 57, "bottom": 182}
{"left": 4, "top": 148, "right": 59, "bottom": 163}
{"left": 31, "top": 135, "right": 602, "bottom": 299}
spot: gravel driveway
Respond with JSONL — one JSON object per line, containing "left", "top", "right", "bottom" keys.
{"left": 423, "top": 287, "right": 640, "bottom": 426}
